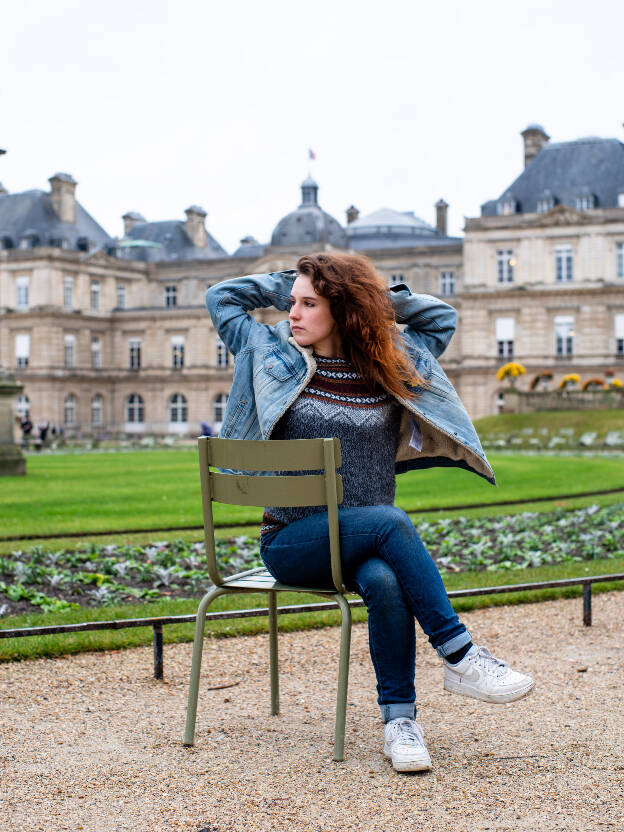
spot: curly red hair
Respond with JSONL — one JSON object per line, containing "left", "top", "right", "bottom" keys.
{"left": 295, "top": 252, "right": 423, "bottom": 399}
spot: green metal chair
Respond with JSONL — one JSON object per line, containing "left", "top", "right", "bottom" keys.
{"left": 183, "top": 436, "right": 353, "bottom": 761}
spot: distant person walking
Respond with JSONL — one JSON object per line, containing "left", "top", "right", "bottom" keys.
{"left": 20, "top": 416, "right": 33, "bottom": 445}
{"left": 206, "top": 252, "right": 534, "bottom": 773}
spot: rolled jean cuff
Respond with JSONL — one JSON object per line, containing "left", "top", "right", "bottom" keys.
{"left": 435, "top": 630, "right": 472, "bottom": 659}
{"left": 379, "top": 702, "right": 417, "bottom": 723}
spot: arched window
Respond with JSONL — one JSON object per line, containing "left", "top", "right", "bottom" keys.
{"left": 126, "top": 393, "right": 144, "bottom": 423}
{"left": 91, "top": 394, "right": 103, "bottom": 426}
{"left": 169, "top": 393, "right": 188, "bottom": 423}
{"left": 216, "top": 335, "right": 230, "bottom": 368}
{"left": 16, "top": 394, "right": 29, "bottom": 420}
{"left": 64, "top": 394, "right": 76, "bottom": 425}
{"left": 213, "top": 393, "right": 228, "bottom": 423}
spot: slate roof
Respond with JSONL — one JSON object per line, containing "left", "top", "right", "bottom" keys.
{"left": 232, "top": 235, "right": 267, "bottom": 259}
{"left": 347, "top": 207, "right": 460, "bottom": 250}
{"left": 118, "top": 220, "right": 228, "bottom": 262}
{"left": 0, "top": 189, "right": 113, "bottom": 251}
{"left": 481, "top": 137, "right": 624, "bottom": 216}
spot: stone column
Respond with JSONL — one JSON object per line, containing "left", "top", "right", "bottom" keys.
{"left": 0, "top": 367, "right": 26, "bottom": 476}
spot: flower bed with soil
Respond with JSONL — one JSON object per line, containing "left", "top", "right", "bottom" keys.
{"left": 1, "top": 504, "right": 623, "bottom": 618}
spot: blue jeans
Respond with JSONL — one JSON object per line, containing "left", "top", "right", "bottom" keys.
{"left": 260, "top": 505, "right": 471, "bottom": 722}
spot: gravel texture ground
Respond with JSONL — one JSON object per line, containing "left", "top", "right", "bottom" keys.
{"left": 1, "top": 593, "right": 623, "bottom": 832}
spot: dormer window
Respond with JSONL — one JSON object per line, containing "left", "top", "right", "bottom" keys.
{"left": 618, "top": 193, "right": 624, "bottom": 208}
{"left": 497, "top": 193, "right": 516, "bottom": 216}
{"left": 1, "top": 235, "right": 14, "bottom": 250}
{"left": 575, "top": 194, "right": 595, "bottom": 211}
{"left": 18, "top": 232, "right": 39, "bottom": 249}
{"left": 536, "top": 191, "right": 555, "bottom": 213}
{"left": 77, "top": 237, "right": 90, "bottom": 252}
{"left": 49, "top": 237, "right": 69, "bottom": 249}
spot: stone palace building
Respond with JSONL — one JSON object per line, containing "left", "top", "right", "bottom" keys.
{"left": 1, "top": 124, "right": 623, "bottom": 437}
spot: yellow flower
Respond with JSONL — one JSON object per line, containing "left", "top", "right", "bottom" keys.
{"left": 559, "top": 373, "right": 580, "bottom": 389}
{"left": 496, "top": 362, "right": 526, "bottom": 381}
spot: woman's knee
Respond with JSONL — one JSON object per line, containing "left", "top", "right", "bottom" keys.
{"left": 355, "top": 558, "right": 406, "bottom": 607}
{"left": 375, "top": 504, "right": 418, "bottom": 540}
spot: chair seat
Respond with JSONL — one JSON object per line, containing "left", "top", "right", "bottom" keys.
{"left": 222, "top": 567, "right": 335, "bottom": 595}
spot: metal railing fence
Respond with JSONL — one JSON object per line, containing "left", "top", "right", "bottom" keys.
{"left": 1, "top": 572, "right": 622, "bottom": 680}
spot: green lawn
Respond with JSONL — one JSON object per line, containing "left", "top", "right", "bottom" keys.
{"left": 2, "top": 450, "right": 624, "bottom": 539}
{"left": 473, "top": 408, "right": 624, "bottom": 439}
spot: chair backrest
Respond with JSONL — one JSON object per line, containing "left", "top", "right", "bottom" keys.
{"left": 197, "top": 437, "right": 345, "bottom": 591}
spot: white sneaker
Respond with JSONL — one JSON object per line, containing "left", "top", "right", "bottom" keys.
{"left": 444, "top": 644, "right": 535, "bottom": 704}
{"left": 383, "top": 718, "right": 432, "bottom": 772}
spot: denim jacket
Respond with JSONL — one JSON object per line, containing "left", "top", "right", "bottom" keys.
{"left": 205, "top": 270, "right": 495, "bottom": 484}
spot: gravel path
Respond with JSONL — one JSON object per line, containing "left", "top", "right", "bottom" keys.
{"left": 1, "top": 593, "right": 623, "bottom": 832}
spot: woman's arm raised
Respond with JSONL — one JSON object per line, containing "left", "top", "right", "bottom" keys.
{"left": 388, "top": 283, "right": 457, "bottom": 359}
{"left": 205, "top": 270, "right": 297, "bottom": 355}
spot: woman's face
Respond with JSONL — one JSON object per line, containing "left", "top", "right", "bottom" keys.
{"left": 288, "top": 274, "right": 342, "bottom": 356}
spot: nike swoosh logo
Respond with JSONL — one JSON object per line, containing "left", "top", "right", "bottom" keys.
{"left": 460, "top": 667, "right": 480, "bottom": 682}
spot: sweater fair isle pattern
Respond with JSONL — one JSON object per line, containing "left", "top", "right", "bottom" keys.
{"left": 262, "top": 355, "right": 402, "bottom": 534}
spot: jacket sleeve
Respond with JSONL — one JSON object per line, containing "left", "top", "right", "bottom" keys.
{"left": 388, "top": 283, "right": 457, "bottom": 358}
{"left": 205, "top": 270, "right": 297, "bottom": 355}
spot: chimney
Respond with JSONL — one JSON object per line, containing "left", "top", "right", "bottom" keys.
{"left": 184, "top": 205, "right": 207, "bottom": 248}
{"left": 520, "top": 124, "right": 550, "bottom": 168}
{"left": 345, "top": 205, "right": 359, "bottom": 224}
{"left": 48, "top": 172, "right": 77, "bottom": 224}
{"left": 122, "top": 211, "right": 145, "bottom": 235}
{"left": 435, "top": 199, "right": 448, "bottom": 235}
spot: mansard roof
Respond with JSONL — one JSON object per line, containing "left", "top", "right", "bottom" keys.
{"left": 0, "top": 189, "right": 112, "bottom": 251}
{"left": 118, "top": 219, "right": 228, "bottom": 262}
{"left": 481, "top": 136, "right": 624, "bottom": 216}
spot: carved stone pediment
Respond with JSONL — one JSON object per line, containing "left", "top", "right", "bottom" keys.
{"left": 530, "top": 204, "right": 590, "bottom": 227}
{"left": 82, "top": 249, "right": 115, "bottom": 265}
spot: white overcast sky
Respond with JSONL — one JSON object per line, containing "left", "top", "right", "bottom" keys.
{"left": 1, "top": 0, "right": 623, "bottom": 253}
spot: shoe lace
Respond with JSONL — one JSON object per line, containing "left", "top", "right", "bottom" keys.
{"left": 473, "top": 646, "right": 508, "bottom": 678}
{"left": 390, "top": 719, "right": 424, "bottom": 747}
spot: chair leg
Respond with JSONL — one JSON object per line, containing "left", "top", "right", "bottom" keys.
{"left": 268, "top": 591, "right": 280, "bottom": 715}
{"left": 183, "top": 586, "right": 229, "bottom": 747}
{"left": 332, "top": 594, "right": 352, "bottom": 762}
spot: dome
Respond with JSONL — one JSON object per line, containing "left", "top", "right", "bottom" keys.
{"left": 346, "top": 207, "right": 444, "bottom": 250}
{"left": 270, "top": 177, "right": 348, "bottom": 248}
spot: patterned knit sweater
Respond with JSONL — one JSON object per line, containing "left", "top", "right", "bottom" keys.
{"left": 261, "top": 355, "right": 402, "bottom": 534}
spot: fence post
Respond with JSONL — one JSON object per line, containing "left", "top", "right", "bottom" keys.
{"left": 153, "top": 623, "right": 164, "bottom": 679}
{"left": 582, "top": 583, "right": 592, "bottom": 627}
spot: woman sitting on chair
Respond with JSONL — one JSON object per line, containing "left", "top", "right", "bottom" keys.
{"left": 206, "top": 252, "right": 534, "bottom": 773}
